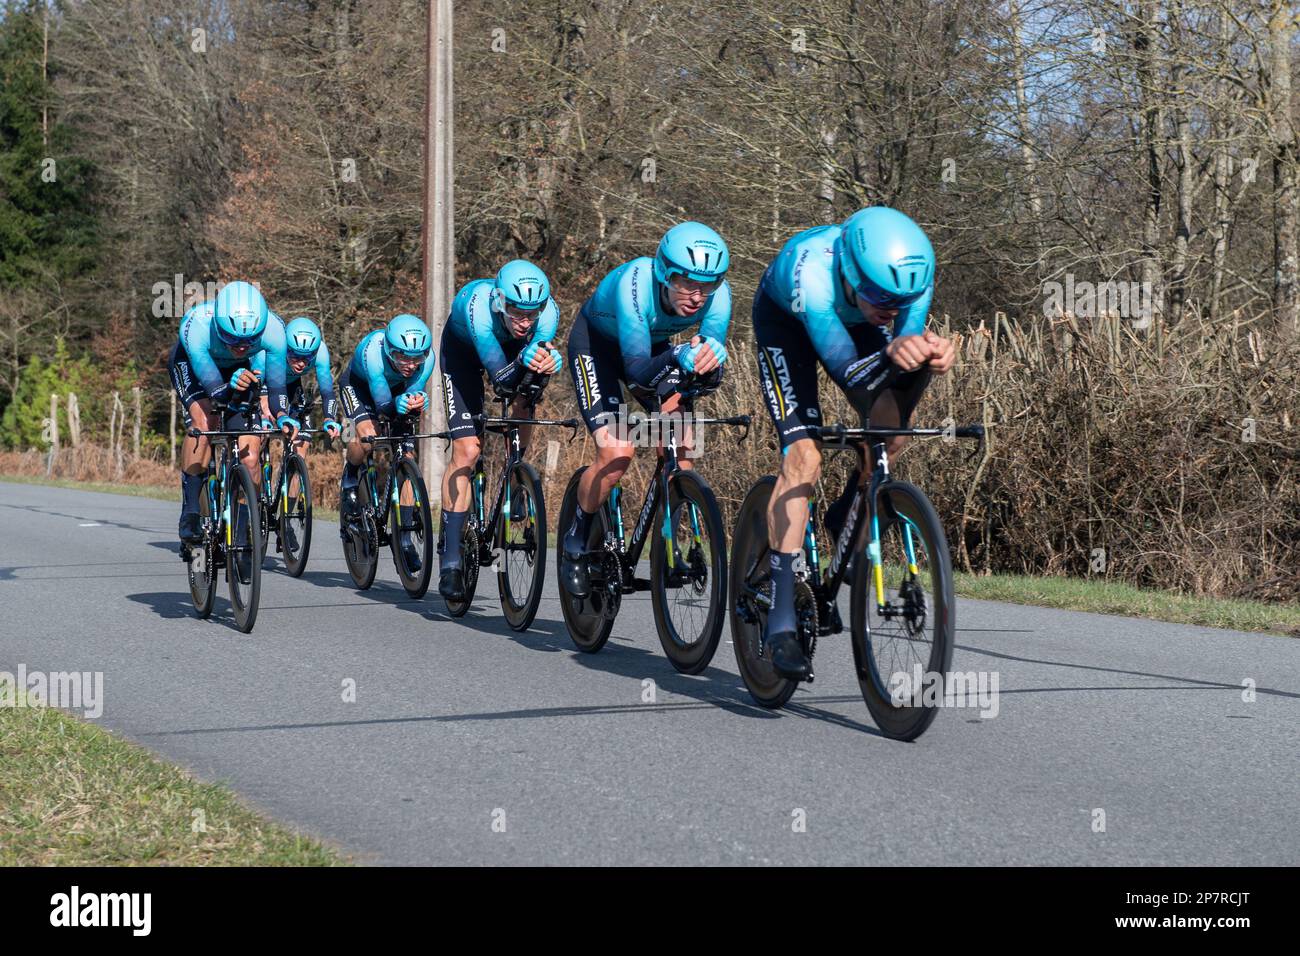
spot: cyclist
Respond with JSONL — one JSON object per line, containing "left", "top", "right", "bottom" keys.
{"left": 437, "top": 259, "right": 562, "bottom": 602}
{"left": 254, "top": 315, "right": 342, "bottom": 445}
{"left": 169, "top": 280, "right": 294, "bottom": 547}
{"left": 337, "top": 314, "right": 435, "bottom": 569}
{"left": 559, "top": 221, "right": 732, "bottom": 598}
{"left": 753, "top": 206, "right": 956, "bottom": 680}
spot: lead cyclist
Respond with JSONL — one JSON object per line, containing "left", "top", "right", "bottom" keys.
{"left": 753, "top": 206, "right": 957, "bottom": 679}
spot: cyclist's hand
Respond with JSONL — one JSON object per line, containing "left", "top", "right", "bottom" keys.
{"left": 323, "top": 418, "right": 342, "bottom": 439}
{"left": 922, "top": 330, "right": 956, "bottom": 373}
{"left": 692, "top": 335, "right": 726, "bottom": 375}
{"left": 259, "top": 417, "right": 275, "bottom": 432}
{"left": 277, "top": 414, "right": 300, "bottom": 440}
{"left": 229, "top": 368, "right": 259, "bottom": 392}
{"left": 523, "top": 342, "right": 561, "bottom": 375}
{"left": 396, "top": 390, "right": 426, "bottom": 416}
{"left": 886, "top": 335, "right": 931, "bottom": 373}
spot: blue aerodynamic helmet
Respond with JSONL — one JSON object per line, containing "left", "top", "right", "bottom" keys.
{"left": 382, "top": 314, "right": 431, "bottom": 362}
{"left": 653, "top": 222, "right": 729, "bottom": 286}
{"left": 213, "top": 281, "right": 269, "bottom": 346}
{"left": 491, "top": 260, "right": 551, "bottom": 340}
{"left": 836, "top": 207, "right": 935, "bottom": 308}
{"left": 284, "top": 317, "right": 323, "bottom": 358}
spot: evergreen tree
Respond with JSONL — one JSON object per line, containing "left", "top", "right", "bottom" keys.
{"left": 0, "top": 0, "right": 97, "bottom": 288}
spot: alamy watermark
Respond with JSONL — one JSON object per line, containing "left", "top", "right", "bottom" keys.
{"left": 1042, "top": 274, "right": 1154, "bottom": 328}
{"left": 151, "top": 274, "right": 264, "bottom": 320}
{"left": 888, "top": 664, "right": 1000, "bottom": 718}
{"left": 594, "top": 405, "right": 705, "bottom": 458}
{"left": 0, "top": 664, "right": 104, "bottom": 719}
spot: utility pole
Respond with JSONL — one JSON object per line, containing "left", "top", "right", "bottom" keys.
{"left": 421, "top": 0, "right": 455, "bottom": 505}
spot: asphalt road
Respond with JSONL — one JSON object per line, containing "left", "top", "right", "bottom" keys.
{"left": 2, "top": 480, "right": 1296, "bottom": 865}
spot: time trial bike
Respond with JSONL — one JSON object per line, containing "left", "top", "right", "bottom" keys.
{"left": 729, "top": 420, "right": 983, "bottom": 740}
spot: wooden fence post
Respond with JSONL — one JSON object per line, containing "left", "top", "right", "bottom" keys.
{"left": 67, "top": 392, "right": 81, "bottom": 447}
{"left": 111, "top": 391, "right": 124, "bottom": 478}
{"left": 46, "top": 392, "right": 59, "bottom": 477}
{"left": 132, "top": 386, "right": 141, "bottom": 459}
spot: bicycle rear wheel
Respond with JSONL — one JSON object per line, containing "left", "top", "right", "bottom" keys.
{"left": 390, "top": 457, "right": 433, "bottom": 598}
{"left": 342, "top": 470, "right": 379, "bottom": 589}
{"left": 850, "top": 479, "right": 954, "bottom": 741}
{"left": 227, "top": 463, "right": 263, "bottom": 633}
{"left": 279, "top": 453, "right": 313, "bottom": 577}
{"left": 556, "top": 467, "right": 617, "bottom": 653}
{"left": 728, "top": 476, "right": 798, "bottom": 708}
{"left": 498, "top": 461, "right": 546, "bottom": 631}
{"left": 188, "top": 477, "right": 217, "bottom": 619}
{"left": 258, "top": 456, "right": 272, "bottom": 566}
{"left": 650, "top": 470, "right": 727, "bottom": 674}
{"left": 442, "top": 515, "right": 480, "bottom": 617}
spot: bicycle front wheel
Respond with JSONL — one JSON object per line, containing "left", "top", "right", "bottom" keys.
{"left": 227, "top": 463, "right": 263, "bottom": 633}
{"left": 850, "top": 479, "right": 954, "bottom": 741}
{"left": 390, "top": 457, "right": 433, "bottom": 598}
{"left": 279, "top": 453, "right": 313, "bottom": 577}
{"left": 650, "top": 470, "right": 727, "bottom": 674}
{"left": 188, "top": 476, "right": 217, "bottom": 619}
{"left": 498, "top": 461, "right": 546, "bottom": 632}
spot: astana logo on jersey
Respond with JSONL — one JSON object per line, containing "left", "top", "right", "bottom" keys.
{"left": 761, "top": 346, "right": 798, "bottom": 416}
{"left": 576, "top": 355, "right": 601, "bottom": 406}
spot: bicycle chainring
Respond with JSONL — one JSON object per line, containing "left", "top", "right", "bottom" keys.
{"left": 795, "top": 579, "right": 819, "bottom": 663}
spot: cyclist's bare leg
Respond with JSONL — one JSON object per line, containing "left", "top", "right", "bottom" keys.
{"left": 510, "top": 394, "right": 535, "bottom": 454}
{"left": 181, "top": 399, "right": 216, "bottom": 476}
{"left": 577, "top": 428, "right": 634, "bottom": 514}
{"left": 656, "top": 391, "right": 695, "bottom": 470}
{"left": 237, "top": 434, "right": 262, "bottom": 471}
{"left": 443, "top": 435, "right": 481, "bottom": 512}
{"left": 346, "top": 418, "right": 376, "bottom": 468}
{"left": 767, "top": 437, "right": 821, "bottom": 553}
{"left": 869, "top": 390, "right": 909, "bottom": 458}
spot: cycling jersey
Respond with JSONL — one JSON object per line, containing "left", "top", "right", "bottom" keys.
{"left": 447, "top": 278, "right": 559, "bottom": 390}
{"left": 175, "top": 300, "right": 289, "bottom": 417}
{"left": 339, "top": 329, "right": 435, "bottom": 421}
{"left": 580, "top": 256, "right": 732, "bottom": 389}
{"left": 439, "top": 279, "right": 560, "bottom": 440}
{"left": 759, "top": 223, "right": 932, "bottom": 393}
{"left": 754, "top": 224, "right": 935, "bottom": 448}
{"left": 251, "top": 315, "right": 338, "bottom": 420}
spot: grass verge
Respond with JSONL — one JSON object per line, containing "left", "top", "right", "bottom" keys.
{"left": 0, "top": 701, "right": 346, "bottom": 865}
{"left": 955, "top": 571, "right": 1300, "bottom": 637}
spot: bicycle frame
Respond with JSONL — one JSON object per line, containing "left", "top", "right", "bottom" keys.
{"left": 602, "top": 392, "right": 750, "bottom": 585}
{"left": 746, "top": 423, "right": 983, "bottom": 630}
{"left": 471, "top": 398, "right": 578, "bottom": 555}
{"left": 360, "top": 428, "right": 433, "bottom": 533}
{"left": 188, "top": 421, "right": 266, "bottom": 565}
{"left": 261, "top": 422, "right": 318, "bottom": 518}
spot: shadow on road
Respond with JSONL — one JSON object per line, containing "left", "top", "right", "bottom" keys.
{"left": 956, "top": 642, "right": 1300, "bottom": 700}
{"left": 125, "top": 591, "right": 255, "bottom": 634}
